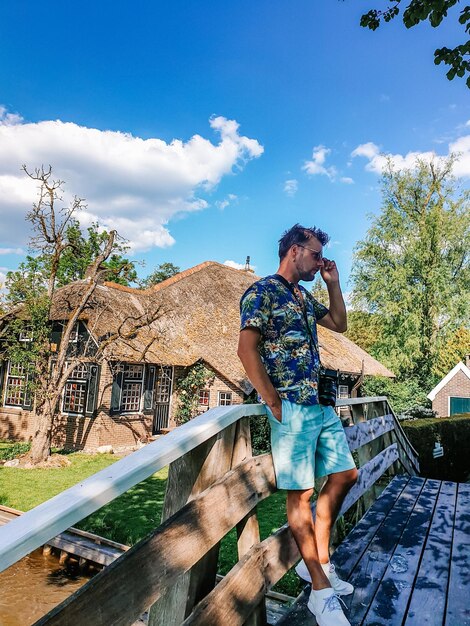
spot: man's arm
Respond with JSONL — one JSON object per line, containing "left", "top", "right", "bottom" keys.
{"left": 317, "top": 259, "right": 347, "bottom": 333}
{"left": 237, "top": 328, "right": 282, "bottom": 422}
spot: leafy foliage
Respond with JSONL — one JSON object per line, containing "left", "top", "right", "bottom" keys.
{"left": 433, "top": 326, "right": 470, "bottom": 378}
{"left": 175, "top": 361, "right": 215, "bottom": 424}
{"left": 5, "top": 223, "right": 138, "bottom": 298}
{"left": 311, "top": 276, "right": 329, "bottom": 307}
{"left": 141, "top": 262, "right": 180, "bottom": 288}
{"left": 351, "top": 157, "right": 470, "bottom": 390}
{"left": 361, "top": 375, "right": 430, "bottom": 414}
{"left": 360, "top": 0, "right": 470, "bottom": 87}
{"left": 0, "top": 441, "right": 31, "bottom": 461}
{"left": 345, "top": 311, "right": 384, "bottom": 355}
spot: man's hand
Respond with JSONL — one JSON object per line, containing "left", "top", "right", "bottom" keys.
{"left": 268, "top": 398, "right": 283, "bottom": 423}
{"left": 320, "top": 258, "right": 340, "bottom": 284}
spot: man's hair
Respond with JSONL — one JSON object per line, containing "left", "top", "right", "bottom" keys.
{"left": 278, "top": 223, "right": 330, "bottom": 260}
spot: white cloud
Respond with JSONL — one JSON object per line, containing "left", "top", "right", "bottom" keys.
{"left": 340, "top": 177, "right": 354, "bottom": 184}
{"left": 0, "top": 106, "right": 23, "bottom": 126}
{"left": 0, "top": 247, "right": 24, "bottom": 255}
{"left": 224, "top": 260, "right": 245, "bottom": 270}
{"left": 302, "top": 145, "right": 337, "bottom": 180}
{"left": 352, "top": 132, "right": 470, "bottom": 178}
{"left": 216, "top": 193, "right": 238, "bottom": 210}
{"left": 284, "top": 179, "right": 298, "bottom": 196}
{"left": 0, "top": 110, "right": 263, "bottom": 251}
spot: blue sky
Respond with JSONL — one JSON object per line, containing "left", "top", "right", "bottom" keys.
{"left": 0, "top": 0, "right": 468, "bottom": 292}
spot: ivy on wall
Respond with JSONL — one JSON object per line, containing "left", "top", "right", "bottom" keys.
{"left": 175, "top": 361, "right": 214, "bottom": 424}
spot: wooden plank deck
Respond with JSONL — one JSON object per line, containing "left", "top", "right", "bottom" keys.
{"left": 277, "top": 475, "right": 470, "bottom": 626}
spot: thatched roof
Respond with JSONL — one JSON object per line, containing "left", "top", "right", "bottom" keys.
{"left": 48, "top": 261, "right": 393, "bottom": 392}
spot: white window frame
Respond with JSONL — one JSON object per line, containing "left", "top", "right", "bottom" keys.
{"left": 120, "top": 364, "right": 145, "bottom": 413}
{"left": 3, "top": 361, "right": 28, "bottom": 408}
{"left": 218, "top": 391, "right": 232, "bottom": 407}
{"left": 338, "top": 385, "right": 349, "bottom": 400}
{"left": 62, "top": 363, "right": 89, "bottom": 415}
{"left": 197, "top": 388, "right": 210, "bottom": 413}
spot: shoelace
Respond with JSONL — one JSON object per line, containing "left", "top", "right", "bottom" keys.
{"left": 322, "top": 593, "right": 347, "bottom": 614}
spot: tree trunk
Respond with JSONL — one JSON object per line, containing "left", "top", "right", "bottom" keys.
{"left": 29, "top": 405, "right": 54, "bottom": 464}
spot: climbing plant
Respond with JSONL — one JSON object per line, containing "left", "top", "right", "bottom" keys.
{"left": 175, "top": 361, "right": 214, "bottom": 424}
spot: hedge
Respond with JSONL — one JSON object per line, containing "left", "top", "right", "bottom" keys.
{"left": 401, "top": 414, "right": 470, "bottom": 482}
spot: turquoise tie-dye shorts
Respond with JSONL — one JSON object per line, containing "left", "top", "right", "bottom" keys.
{"left": 266, "top": 399, "right": 356, "bottom": 490}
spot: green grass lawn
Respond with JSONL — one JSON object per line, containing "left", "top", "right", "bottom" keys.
{"left": 0, "top": 445, "right": 303, "bottom": 596}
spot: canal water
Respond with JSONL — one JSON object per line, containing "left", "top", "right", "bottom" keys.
{"left": 0, "top": 549, "right": 94, "bottom": 625}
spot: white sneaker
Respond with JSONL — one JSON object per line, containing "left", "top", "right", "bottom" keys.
{"left": 295, "top": 560, "right": 354, "bottom": 596}
{"left": 307, "top": 587, "right": 351, "bottom": 626}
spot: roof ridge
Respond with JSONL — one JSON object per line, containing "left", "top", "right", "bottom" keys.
{"left": 103, "top": 260, "right": 253, "bottom": 294}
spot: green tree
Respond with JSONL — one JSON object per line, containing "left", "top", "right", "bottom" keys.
{"left": 311, "top": 276, "right": 329, "bottom": 307}
{"left": 141, "top": 262, "right": 180, "bottom": 288}
{"left": 360, "top": 0, "right": 470, "bottom": 87}
{"left": 351, "top": 157, "right": 470, "bottom": 389}
{"left": 5, "top": 223, "right": 138, "bottom": 298}
{"left": 434, "top": 326, "right": 470, "bottom": 378}
{"left": 0, "top": 166, "right": 159, "bottom": 464}
{"left": 345, "top": 311, "right": 384, "bottom": 355}
{"left": 361, "top": 375, "right": 430, "bottom": 414}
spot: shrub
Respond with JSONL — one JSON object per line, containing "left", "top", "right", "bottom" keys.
{"left": 361, "top": 376, "right": 430, "bottom": 415}
{"left": 250, "top": 413, "right": 271, "bottom": 455}
{"left": 399, "top": 405, "right": 437, "bottom": 420}
{"left": 401, "top": 414, "right": 470, "bottom": 481}
{"left": 0, "top": 442, "right": 31, "bottom": 461}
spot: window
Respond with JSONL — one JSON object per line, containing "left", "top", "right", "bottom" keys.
{"left": 338, "top": 385, "right": 349, "bottom": 400}
{"left": 218, "top": 391, "right": 232, "bottom": 406}
{"left": 18, "top": 331, "right": 32, "bottom": 343}
{"left": 198, "top": 389, "right": 210, "bottom": 412}
{"left": 62, "top": 363, "right": 99, "bottom": 416}
{"left": 68, "top": 323, "right": 79, "bottom": 343}
{"left": 121, "top": 364, "right": 145, "bottom": 412}
{"left": 63, "top": 364, "right": 88, "bottom": 413}
{"left": 4, "top": 362, "right": 27, "bottom": 407}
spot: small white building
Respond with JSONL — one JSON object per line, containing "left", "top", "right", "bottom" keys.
{"left": 428, "top": 357, "right": 470, "bottom": 417}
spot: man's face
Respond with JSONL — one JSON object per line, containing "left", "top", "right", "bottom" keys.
{"left": 293, "top": 237, "right": 324, "bottom": 281}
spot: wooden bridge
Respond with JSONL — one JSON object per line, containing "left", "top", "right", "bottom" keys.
{"left": 0, "top": 397, "right": 468, "bottom": 625}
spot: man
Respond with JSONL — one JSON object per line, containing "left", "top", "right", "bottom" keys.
{"left": 238, "top": 224, "right": 358, "bottom": 626}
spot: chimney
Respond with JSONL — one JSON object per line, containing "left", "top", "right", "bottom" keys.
{"left": 466, "top": 354, "right": 470, "bottom": 368}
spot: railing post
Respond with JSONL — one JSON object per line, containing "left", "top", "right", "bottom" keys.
{"left": 232, "top": 416, "right": 267, "bottom": 626}
{"left": 148, "top": 422, "right": 238, "bottom": 626}
{"left": 350, "top": 401, "right": 381, "bottom": 510}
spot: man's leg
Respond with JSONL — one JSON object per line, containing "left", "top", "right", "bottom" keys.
{"left": 287, "top": 488, "right": 330, "bottom": 590}
{"left": 314, "top": 468, "right": 358, "bottom": 563}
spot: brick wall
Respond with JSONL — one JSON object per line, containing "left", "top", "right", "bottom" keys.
{"left": 433, "top": 369, "right": 470, "bottom": 417}
{"left": 169, "top": 366, "right": 245, "bottom": 426}
{"left": 0, "top": 362, "right": 246, "bottom": 451}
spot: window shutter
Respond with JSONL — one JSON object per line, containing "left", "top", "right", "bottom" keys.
{"left": 50, "top": 323, "right": 63, "bottom": 353}
{"left": 22, "top": 371, "right": 32, "bottom": 409}
{"left": 143, "top": 365, "right": 156, "bottom": 414}
{"left": 85, "top": 364, "right": 100, "bottom": 416}
{"left": 110, "top": 368, "right": 124, "bottom": 414}
{"left": 0, "top": 361, "right": 5, "bottom": 406}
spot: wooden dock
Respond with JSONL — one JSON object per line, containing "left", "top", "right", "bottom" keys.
{"left": 277, "top": 475, "right": 470, "bottom": 626}
{"left": 0, "top": 505, "right": 128, "bottom": 567}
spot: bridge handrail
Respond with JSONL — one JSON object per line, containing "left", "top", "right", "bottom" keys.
{"left": 0, "top": 403, "right": 266, "bottom": 574}
{"left": 0, "top": 395, "right": 418, "bottom": 578}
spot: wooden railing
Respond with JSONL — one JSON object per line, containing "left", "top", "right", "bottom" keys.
{"left": 0, "top": 397, "right": 420, "bottom": 626}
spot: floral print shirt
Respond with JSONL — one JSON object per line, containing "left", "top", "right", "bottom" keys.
{"left": 240, "top": 275, "right": 328, "bottom": 405}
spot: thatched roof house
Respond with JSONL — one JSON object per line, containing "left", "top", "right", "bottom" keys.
{"left": 50, "top": 260, "right": 393, "bottom": 388}
{"left": 0, "top": 261, "right": 393, "bottom": 451}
